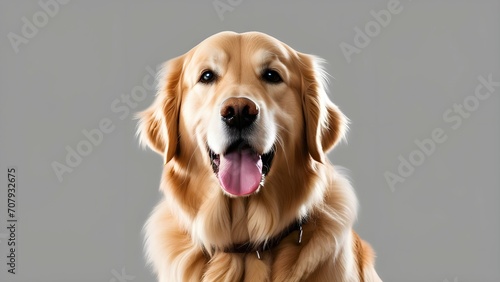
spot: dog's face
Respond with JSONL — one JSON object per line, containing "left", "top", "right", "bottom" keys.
{"left": 138, "top": 31, "right": 347, "bottom": 199}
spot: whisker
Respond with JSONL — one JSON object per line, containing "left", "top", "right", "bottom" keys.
{"left": 270, "top": 123, "right": 293, "bottom": 176}
{"left": 274, "top": 123, "right": 292, "bottom": 135}
{"left": 180, "top": 131, "right": 203, "bottom": 186}
{"left": 275, "top": 134, "right": 292, "bottom": 177}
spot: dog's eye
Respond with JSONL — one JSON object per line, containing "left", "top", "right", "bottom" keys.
{"left": 199, "top": 70, "right": 217, "bottom": 84}
{"left": 261, "top": 69, "right": 283, "bottom": 84}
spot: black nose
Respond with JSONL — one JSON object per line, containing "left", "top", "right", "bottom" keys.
{"left": 220, "top": 97, "right": 259, "bottom": 129}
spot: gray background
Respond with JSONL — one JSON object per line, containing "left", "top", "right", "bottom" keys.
{"left": 1, "top": 1, "right": 499, "bottom": 281}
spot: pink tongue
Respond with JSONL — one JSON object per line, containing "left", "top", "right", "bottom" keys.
{"left": 218, "top": 149, "right": 263, "bottom": 196}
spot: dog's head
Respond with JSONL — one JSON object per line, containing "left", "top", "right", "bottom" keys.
{"left": 137, "top": 31, "right": 347, "bottom": 198}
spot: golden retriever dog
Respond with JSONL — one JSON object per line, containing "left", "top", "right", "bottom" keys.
{"left": 137, "top": 31, "right": 382, "bottom": 282}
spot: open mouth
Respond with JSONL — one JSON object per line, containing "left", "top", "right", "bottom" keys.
{"left": 209, "top": 140, "right": 275, "bottom": 197}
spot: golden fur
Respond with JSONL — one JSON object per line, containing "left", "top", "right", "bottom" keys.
{"left": 137, "top": 31, "right": 382, "bottom": 282}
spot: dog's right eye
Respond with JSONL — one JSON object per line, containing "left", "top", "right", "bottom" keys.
{"left": 261, "top": 69, "right": 283, "bottom": 84}
{"left": 199, "top": 70, "right": 217, "bottom": 84}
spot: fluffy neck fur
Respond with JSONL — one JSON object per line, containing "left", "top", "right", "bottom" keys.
{"left": 145, "top": 147, "right": 360, "bottom": 281}
{"left": 159, "top": 144, "right": 357, "bottom": 256}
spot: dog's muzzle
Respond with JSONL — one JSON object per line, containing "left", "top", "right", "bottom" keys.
{"left": 208, "top": 97, "right": 275, "bottom": 197}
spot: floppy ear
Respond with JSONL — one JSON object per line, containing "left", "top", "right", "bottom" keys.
{"left": 136, "top": 55, "right": 185, "bottom": 164}
{"left": 299, "top": 53, "right": 348, "bottom": 163}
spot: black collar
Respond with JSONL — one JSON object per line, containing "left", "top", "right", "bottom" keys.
{"left": 222, "top": 218, "right": 306, "bottom": 259}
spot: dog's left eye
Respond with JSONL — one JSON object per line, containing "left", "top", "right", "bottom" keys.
{"left": 261, "top": 69, "right": 283, "bottom": 84}
{"left": 199, "top": 70, "right": 217, "bottom": 84}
